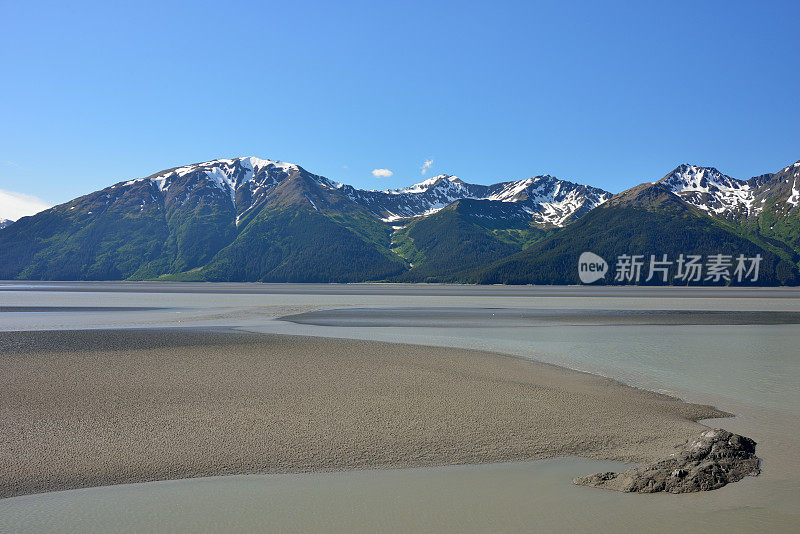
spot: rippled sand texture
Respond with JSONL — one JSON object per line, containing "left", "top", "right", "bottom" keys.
{"left": 0, "top": 329, "right": 725, "bottom": 498}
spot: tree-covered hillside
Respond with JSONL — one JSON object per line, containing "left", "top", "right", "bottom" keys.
{"left": 391, "top": 200, "right": 547, "bottom": 282}
{"left": 1, "top": 157, "right": 798, "bottom": 285}
{"left": 195, "top": 207, "right": 406, "bottom": 282}
{"left": 467, "top": 184, "right": 799, "bottom": 286}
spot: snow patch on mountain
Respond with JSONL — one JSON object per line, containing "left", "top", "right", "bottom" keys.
{"left": 536, "top": 187, "right": 611, "bottom": 226}
{"left": 658, "top": 165, "right": 762, "bottom": 217}
{"left": 239, "top": 156, "right": 296, "bottom": 174}
{"left": 788, "top": 177, "right": 800, "bottom": 207}
{"left": 486, "top": 177, "right": 538, "bottom": 201}
{"left": 486, "top": 175, "right": 611, "bottom": 226}
{"left": 204, "top": 167, "right": 238, "bottom": 203}
{"left": 380, "top": 212, "right": 405, "bottom": 222}
{"left": 146, "top": 157, "right": 316, "bottom": 199}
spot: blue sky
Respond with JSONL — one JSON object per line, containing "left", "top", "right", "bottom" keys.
{"left": 1, "top": 0, "right": 798, "bottom": 218}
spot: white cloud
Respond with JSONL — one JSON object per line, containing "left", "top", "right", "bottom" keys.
{"left": 0, "top": 189, "right": 51, "bottom": 221}
{"left": 371, "top": 168, "right": 393, "bottom": 178}
{"left": 421, "top": 158, "right": 433, "bottom": 175}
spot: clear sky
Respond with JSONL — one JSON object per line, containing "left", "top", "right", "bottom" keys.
{"left": 1, "top": 0, "right": 798, "bottom": 218}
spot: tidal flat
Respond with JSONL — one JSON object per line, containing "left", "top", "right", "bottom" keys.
{"left": 1, "top": 283, "right": 799, "bottom": 533}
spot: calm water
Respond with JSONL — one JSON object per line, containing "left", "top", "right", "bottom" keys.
{"left": 2, "top": 460, "right": 795, "bottom": 534}
{"left": 1, "top": 283, "right": 799, "bottom": 532}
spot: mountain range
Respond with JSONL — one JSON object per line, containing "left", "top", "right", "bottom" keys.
{"left": 1, "top": 156, "right": 798, "bottom": 285}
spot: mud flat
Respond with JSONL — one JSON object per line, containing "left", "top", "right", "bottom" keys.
{"left": 0, "top": 328, "right": 731, "bottom": 498}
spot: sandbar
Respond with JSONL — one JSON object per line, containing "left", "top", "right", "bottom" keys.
{"left": 0, "top": 329, "right": 726, "bottom": 498}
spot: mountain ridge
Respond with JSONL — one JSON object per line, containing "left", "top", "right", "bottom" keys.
{"left": 1, "top": 156, "right": 798, "bottom": 285}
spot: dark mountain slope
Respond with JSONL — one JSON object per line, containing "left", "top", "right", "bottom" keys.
{"left": 391, "top": 199, "right": 546, "bottom": 282}
{"left": 744, "top": 162, "right": 800, "bottom": 256}
{"left": 658, "top": 161, "right": 800, "bottom": 258}
{"left": 469, "top": 183, "right": 798, "bottom": 286}
{"left": 0, "top": 158, "right": 398, "bottom": 282}
{"left": 196, "top": 206, "right": 406, "bottom": 282}
{"left": 138, "top": 170, "right": 238, "bottom": 277}
{"left": 0, "top": 180, "right": 170, "bottom": 280}
{"left": 2, "top": 156, "right": 798, "bottom": 285}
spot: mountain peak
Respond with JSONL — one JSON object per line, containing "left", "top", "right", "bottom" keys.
{"left": 779, "top": 160, "right": 800, "bottom": 172}
{"left": 386, "top": 174, "right": 462, "bottom": 194}
{"left": 674, "top": 162, "right": 721, "bottom": 172}
{"left": 656, "top": 164, "right": 761, "bottom": 218}
{"left": 606, "top": 181, "right": 681, "bottom": 207}
{"left": 660, "top": 164, "right": 727, "bottom": 184}
{"left": 129, "top": 156, "right": 343, "bottom": 210}
{"left": 150, "top": 156, "right": 301, "bottom": 181}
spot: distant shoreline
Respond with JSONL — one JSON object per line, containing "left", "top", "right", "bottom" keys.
{"left": 0, "top": 329, "right": 726, "bottom": 498}
{"left": 2, "top": 279, "right": 800, "bottom": 297}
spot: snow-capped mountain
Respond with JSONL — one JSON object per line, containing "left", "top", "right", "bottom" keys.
{"left": 123, "top": 157, "right": 612, "bottom": 227}
{"left": 342, "top": 173, "right": 610, "bottom": 226}
{"left": 38, "top": 156, "right": 610, "bottom": 236}
{"left": 0, "top": 218, "right": 13, "bottom": 229}
{"left": 485, "top": 175, "right": 612, "bottom": 226}
{"left": 340, "top": 175, "right": 487, "bottom": 221}
{"left": 128, "top": 157, "right": 343, "bottom": 225}
{"left": 2, "top": 155, "right": 798, "bottom": 284}
{"left": 385, "top": 174, "right": 476, "bottom": 195}
{"left": 657, "top": 162, "right": 800, "bottom": 220}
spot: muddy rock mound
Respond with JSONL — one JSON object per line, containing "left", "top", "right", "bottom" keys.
{"left": 574, "top": 429, "right": 760, "bottom": 493}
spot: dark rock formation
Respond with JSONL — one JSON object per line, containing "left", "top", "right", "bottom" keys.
{"left": 574, "top": 429, "right": 760, "bottom": 493}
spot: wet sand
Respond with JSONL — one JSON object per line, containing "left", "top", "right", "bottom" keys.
{"left": 282, "top": 307, "right": 800, "bottom": 327}
{"left": 0, "top": 329, "right": 725, "bottom": 498}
